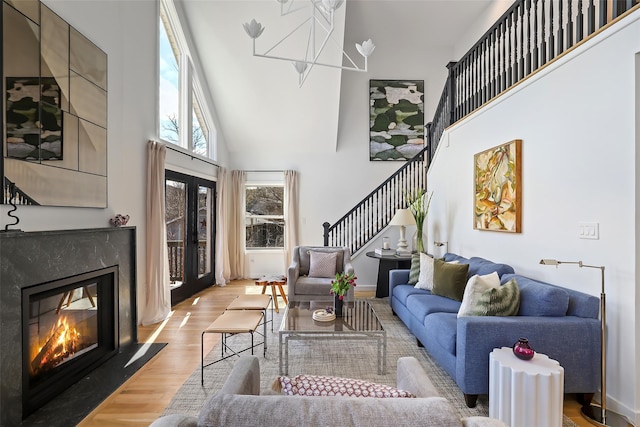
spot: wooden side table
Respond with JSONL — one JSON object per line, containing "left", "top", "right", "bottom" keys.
{"left": 489, "top": 347, "right": 564, "bottom": 427}
{"left": 255, "top": 276, "right": 288, "bottom": 313}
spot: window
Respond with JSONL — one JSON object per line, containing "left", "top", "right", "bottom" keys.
{"left": 245, "top": 185, "right": 284, "bottom": 249}
{"left": 158, "top": 0, "right": 215, "bottom": 159}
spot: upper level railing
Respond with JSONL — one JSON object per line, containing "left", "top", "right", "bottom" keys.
{"left": 2, "top": 178, "right": 39, "bottom": 205}
{"left": 323, "top": 0, "right": 639, "bottom": 255}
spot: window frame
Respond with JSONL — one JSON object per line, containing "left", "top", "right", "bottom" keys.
{"left": 158, "top": 0, "right": 216, "bottom": 160}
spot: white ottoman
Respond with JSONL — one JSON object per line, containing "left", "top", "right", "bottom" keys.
{"left": 489, "top": 347, "right": 564, "bottom": 427}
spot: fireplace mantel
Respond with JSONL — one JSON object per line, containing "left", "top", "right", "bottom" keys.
{"left": 0, "top": 227, "right": 137, "bottom": 425}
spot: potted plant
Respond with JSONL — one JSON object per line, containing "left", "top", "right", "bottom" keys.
{"left": 329, "top": 271, "right": 357, "bottom": 316}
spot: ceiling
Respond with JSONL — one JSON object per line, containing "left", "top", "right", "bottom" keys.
{"left": 178, "top": 0, "right": 497, "bottom": 160}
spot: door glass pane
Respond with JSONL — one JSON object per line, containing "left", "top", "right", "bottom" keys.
{"left": 166, "top": 179, "right": 186, "bottom": 288}
{"left": 197, "top": 185, "right": 212, "bottom": 277}
{"left": 159, "top": 9, "right": 180, "bottom": 144}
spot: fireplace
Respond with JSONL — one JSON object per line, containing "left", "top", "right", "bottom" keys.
{"left": 21, "top": 267, "right": 119, "bottom": 418}
{"left": 0, "top": 227, "right": 137, "bottom": 426}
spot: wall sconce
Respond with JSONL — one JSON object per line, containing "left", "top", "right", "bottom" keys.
{"left": 539, "top": 258, "right": 626, "bottom": 426}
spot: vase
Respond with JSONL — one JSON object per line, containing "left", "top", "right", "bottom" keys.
{"left": 412, "top": 228, "right": 426, "bottom": 253}
{"left": 512, "top": 337, "right": 535, "bottom": 360}
{"left": 334, "top": 295, "right": 344, "bottom": 317}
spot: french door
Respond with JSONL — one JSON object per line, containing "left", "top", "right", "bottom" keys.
{"left": 165, "top": 170, "right": 216, "bottom": 305}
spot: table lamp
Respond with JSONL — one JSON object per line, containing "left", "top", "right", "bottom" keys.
{"left": 539, "top": 259, "right": 627, "bottom": 427}
{"left": 389, "top": 209, "right": 415, "bottom": 255}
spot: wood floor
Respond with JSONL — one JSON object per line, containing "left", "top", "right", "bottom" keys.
{"left": 78, "top": 280, "right": 593, "bottom": 426}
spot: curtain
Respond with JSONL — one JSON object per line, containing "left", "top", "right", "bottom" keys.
{"left": 229, "top": 170, "right": 246, "bottom": 279}
{"left": 141, "top": 140, "right": 171, "bottom": 325}
{"left": 284, "top": 170, "right": 299, "bottom": 272}
{"left": 215, "top": 167, "right": 231, "bottom": 286}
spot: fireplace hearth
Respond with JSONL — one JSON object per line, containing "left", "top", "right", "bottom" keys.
{"left": 0, "top": 227, "right": 137, "bottom": 426}
{"left": 22, "top": 267, "right": 119, "bottom": 418}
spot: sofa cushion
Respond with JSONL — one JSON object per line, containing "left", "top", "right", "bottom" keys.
{"left": 415, "top": 253, "right": 435, "bottom": 290}
{"left": 457, "top": 272, "right": 500, "bottom": 318}
{"left": 392, "top": 284, "right": 431, "bottom": 306}
{"left": 423, "top": 313, "right": 458, "bottom": 356}
{"left": 309, "top": 251, "right": 338, "bottom": 278}
{"left": 406, "top": 294, "right": 461, "bottom": 323}
{"left": 274, "top": 374, "right": 415, "bottom": 398}
{"left": 408, "top": 253, "right": 421, "bottom": 285}
{"left": 432, "top": 259, "right": 469, "bottom": 301}
{"left": 199, "top": 394, "right": 463, "bottom": 427}
{"left": 295, "top": 276, "right": 333, "bottom": 295}
{"left": 469, "top": 277, "right": 520, "bottom": 316}
{"left": 502, "top": 274, "right": 570, "bottom": 317}
{"left": 442, "top": 254, "right": 514, "bottom": 279}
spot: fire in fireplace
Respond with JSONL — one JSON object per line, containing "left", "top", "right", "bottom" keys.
{"left": 22, "top": 266, "right": 119, "bottom": 418}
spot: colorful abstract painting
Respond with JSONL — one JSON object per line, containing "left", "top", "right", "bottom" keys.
{"left": 369, "top": 80, "right": 424, "bottom": 161}
{"left": 6, "top": 77, "right": 63, "bottom": 160}
{"left": 474, "top": 139, "right": 522, "bottom": 232}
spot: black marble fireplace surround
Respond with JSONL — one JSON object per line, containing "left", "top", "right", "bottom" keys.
{"left": 0, "top": 227, "right": 138, "bottom": 426}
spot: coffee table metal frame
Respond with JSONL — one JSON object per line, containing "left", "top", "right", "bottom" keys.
{"left": 278, "top": 300, "right": 386, "bottom": 375}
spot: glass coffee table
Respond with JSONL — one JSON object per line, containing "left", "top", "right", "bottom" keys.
{"left": 278, "top": 300, "right": 386, "bottom": 375}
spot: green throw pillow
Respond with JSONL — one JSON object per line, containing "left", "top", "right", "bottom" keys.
{"left": 432, "top": 259, "right": 469, "bottom": 301}
{"left": 469, "top": 278, "right": 520, "bottom": 316}
{"left": 408, "top": 253, "right": 421, "bottom": 285}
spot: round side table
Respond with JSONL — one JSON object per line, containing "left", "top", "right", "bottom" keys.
{"left": 489, "top": 346, "right": 564, "bottom": 427}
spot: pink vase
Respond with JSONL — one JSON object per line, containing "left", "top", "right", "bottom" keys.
{"left": 512, "top": 337, "right": 535, "bottom": 360}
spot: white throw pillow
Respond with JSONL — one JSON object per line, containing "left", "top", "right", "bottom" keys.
{"left": 308, "top": 251, "right": 338, "bottom": 278}
{"left": 414, "top": 253, "right": 435, "bottom": 290}
{"left": 457, "top": 271, "right": 500, "bottom": 318}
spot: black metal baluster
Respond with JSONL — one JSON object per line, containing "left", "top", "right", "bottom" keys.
{"left": 519, "top": 3, "right": 525, "bottom": 79}
{"left": 577, "top": 0, "right": 584, "bottom": 42}
{"left": 588, "top": 0, "right": 596, "bottom": 33}
{"left": 549, "top": 0, "right": 555, "bottom": 60}
{"left": 501, "top": 20, "right": 507, "bottom": 91}
{"left": 526, "top": 0, "right": 532, "bottom": 75}
{"left": 491, "top": 29, "right": 497, "bottom": 97}
{"left": 567, "top": 0, "right": 574, "bottom": 48}
{"left": 557, "top": 0, "right": 564, "bottom": 53}
{"left": 599, "top": 0, "right": 607, "bottom": 28}
{"left": 541, "top": 0, "right": 547, "bottom": 65}
{"left": 532, "top": 0, "right": 539, "bottom": 70}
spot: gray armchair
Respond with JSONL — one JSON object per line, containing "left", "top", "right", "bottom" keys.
{"left": 287, "top": 246, "right": 355, "bottom": 303}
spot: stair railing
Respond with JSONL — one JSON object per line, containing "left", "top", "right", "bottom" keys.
{"left": 325, "top": 0, "right": 639, "bottom": 254}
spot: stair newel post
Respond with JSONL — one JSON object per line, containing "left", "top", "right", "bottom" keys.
{"left": 425, "top": 122, "right": 433, "bottom": 165}
{"left": 446, "top": 62, "right": 457, "bottom": 126}
{"left": 323, "top": 222, "right": 330, "bottom": 247}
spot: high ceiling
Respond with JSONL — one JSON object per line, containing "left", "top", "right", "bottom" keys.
{"left": 178, "top": 0, "right": 498, "bottom": 160}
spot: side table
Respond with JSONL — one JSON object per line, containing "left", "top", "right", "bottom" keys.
{"left": 489, "top": 347, "right": 564, "bottom": 427}
{"left": 255, "top": 276, "right": 288, "bottom": 313}
{"left": 365, "top": 251, "right": 412, "bottom": 298}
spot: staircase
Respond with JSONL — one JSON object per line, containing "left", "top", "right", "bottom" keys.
{"left": 324, "top": 0, "right": 640, "bottom": 255}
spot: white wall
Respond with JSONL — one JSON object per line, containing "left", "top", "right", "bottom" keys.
{"left": 0, "top": 0, "right": 229, "bottom": 323}
{"left": 427, "top": 11, "right": 640, "bottom": 423}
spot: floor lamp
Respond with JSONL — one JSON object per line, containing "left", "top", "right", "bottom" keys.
{"left": 539, "top": 259, "right": 627, "bottom": 427}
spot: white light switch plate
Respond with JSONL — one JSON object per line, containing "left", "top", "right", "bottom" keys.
{"left": 578, "top": 222, "right": 599, "bottom": 240}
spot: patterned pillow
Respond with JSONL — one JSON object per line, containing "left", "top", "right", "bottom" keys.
{"left": 308, "top": 251, "right": 338, "bottom": 278}
{"left": 469, "top": 277, "right": 520, "bottom": 316}
{"left": 273, "top": 374, "right": 415, "bottom": 398}
{"left": 408, "top": 253, "right": 421, "bottom": 285}
{"left": 414, "top": 253, "right": 435, "bottom": 290}
{"left": 457, "top": 272, "right": 500, "bottom": 317}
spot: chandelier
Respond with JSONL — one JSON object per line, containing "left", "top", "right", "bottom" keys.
{"left": 243, "top": 0, "right": 375, "bottom": 87}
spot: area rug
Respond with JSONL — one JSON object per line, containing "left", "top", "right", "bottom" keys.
{"left": 163, "top": 300, "right": 577, "bottom": 426}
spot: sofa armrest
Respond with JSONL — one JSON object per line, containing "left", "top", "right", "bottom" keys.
{"left": 456, "top": 315, "right": 601, "bottom": 394}
{"left": 463, "top": 417, "right": 509, "bottom": 427}
{"left": 287, "top": 260, "right": 301, "bottom": 297}
{"left": 218, "top": 355, "right": 261, "bottom": 395}
{"left": 397, "top": 357, "right": 440, "bottom": 398}
{"left": 149, "top": 414, "right": 198, "bottom": 427}
{"left": 389, "top": 269, "right": 410, "bottom": 306}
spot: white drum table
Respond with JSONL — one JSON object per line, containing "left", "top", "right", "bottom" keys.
{"left": 489, "top": 347, "right": 564, "bottom": 427}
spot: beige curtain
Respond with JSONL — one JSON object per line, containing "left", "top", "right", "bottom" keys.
{"left": 229, "top": 170, "right": 246, "bottom": 279}
{"left": 284, "top": 170, "right": 299, "bottom": 271}
{"left": 215, "top": 167, "right": 231, "bottom": 285}
{"left": 142, "top": 140, "right": 171, "bottom": 325}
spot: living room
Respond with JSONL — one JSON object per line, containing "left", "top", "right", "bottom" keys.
{"left": 1, "top": 0, "right": 639, "bottom": 426}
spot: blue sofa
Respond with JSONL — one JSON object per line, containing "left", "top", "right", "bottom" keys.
{"left": 389, "top": 253, "right": 601, "bottom": 408}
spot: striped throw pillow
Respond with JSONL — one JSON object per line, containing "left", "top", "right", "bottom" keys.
{"left": 408, "top": 253, "right": 421, "bottom": 285}
{"left": 469, "top": 277, "right": 520, "bottom": 316}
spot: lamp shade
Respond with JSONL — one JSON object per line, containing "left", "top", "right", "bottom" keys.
{"left": 389, "top": 209, "right": 416, "bottom": 226}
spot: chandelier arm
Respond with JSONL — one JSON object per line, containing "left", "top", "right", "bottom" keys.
{"left": 261, "top": 17, "right": 313, "bottom": 57}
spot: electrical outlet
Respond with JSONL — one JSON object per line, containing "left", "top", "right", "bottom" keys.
{"left": 578, "top": 222, "right": 599, "bottom": 240}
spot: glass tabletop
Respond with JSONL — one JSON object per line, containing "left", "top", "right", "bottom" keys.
{"left": 280, "top": 300, "right": 384, "bottom": 334}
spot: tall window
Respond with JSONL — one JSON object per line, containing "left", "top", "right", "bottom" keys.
{"left": 245, "top": 185, "right": 284, "bottom": 249}
{"left": 158, "top": 0, "right": 214, "bottom": 159}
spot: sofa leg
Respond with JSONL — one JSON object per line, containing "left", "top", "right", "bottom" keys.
{"left": 464, "top": 393, "right": 478, "bottom": 408}
{"left": 577, "top": 392, "right": 594, "bottom": 407}
{"left": 416, "top": 338, "right": 424, "bottom": 347}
